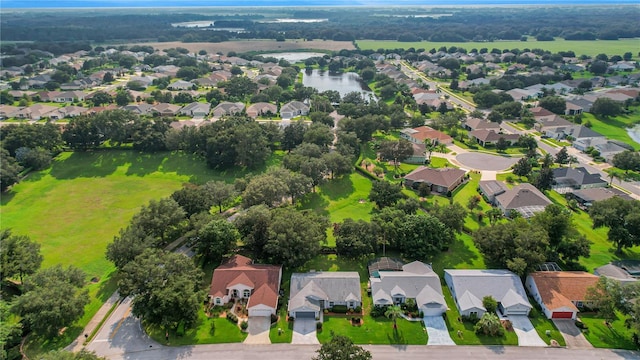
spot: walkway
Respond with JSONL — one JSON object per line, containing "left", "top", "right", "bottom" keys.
{"left": 553, "top": 319, "right": 593, "bottom": 349}
{"left": 291, "top": 318, "right": 319, "bottom": 344}
{"left": 509, "top": 316, "right": 547, "bottom": 347}
{"left": 423, "top": 316, "right": 456, "bottom": 346}
{"left": 66, "top": 291, "right": 121, "bottom": 352}
{"left": 244, "top": 316, "right": 271, "bottom": 344}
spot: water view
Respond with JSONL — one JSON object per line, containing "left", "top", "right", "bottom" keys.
{"left": 260, "top": 52, "right": 327, "bottom": 63}
{"left": 627, "top": 124, "right": 640, "bottom": 145}
{"left": 302, "top": 69, "right": 374, "bottom": 98}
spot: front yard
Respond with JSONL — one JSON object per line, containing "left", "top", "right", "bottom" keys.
{"left": 317, "top": 315, "right": 427, "bottom": 345}
{"left": 147, "top": 310, "right": 248, "bottom": 345}
{"left": 580, "top": 312, "right": 637, "bottom": 350}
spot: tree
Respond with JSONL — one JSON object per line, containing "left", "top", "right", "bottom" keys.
{"left": 495, "top": 137, "right": 509, "bottom": 152}
{"left": 242, "top": 173, "right": 289, "bottom": 208}
{"left": 475, "top": 313, "right": 504, "bottom": 337}
{"left": 0, "top": 229, "right": 43, "bottom": 283}
{"left": 63, "top": 116, "right": 102, "bottom": 150}
{"left": 430, "top": 202, "right": 467, "bottom": 234}
{"left": 538, "top": 96, "right": 566, "bottom": 115}
{"left": 106, "top": 225, "right": 155, "bottom": 269}
{"left": 532, "top": 166, "right": 554, "bottom": 191}
{"left": 335, "top": 219, "right": 379, "bottom": 258}
{"left": 118, "top": 249, "right": 203, "bottom": 331}
{"left": 39, "top": 349, "right": 107, "bottom": 360}
{"left": 532, "top": 204, "right": 590, "bottom": 263}
{"left": 385, "top": 305, "right": 404, "bottom": 330}
{"left": 369, "top": 181, "right": 403, "bottom": 209}
{"left": 282, "top": 121, "right": 307, "bottom": 152}
{"left": 591, "top": 97, "right": 624, "bottom": 117}
{"left": 91, "top": 91, "right": 113, "bottom": 106}
{"left": 171, "top": 184, "right": 213, "bottom": 217}
{"left": 0, "top": 149, "right": 22, "bottom": 192}
{"left": 399, "top": 214, "right": 454, "bottom": 259}
{"left": 313, "top": 335, "right": 372, "bottom": 360}
{"left": 203, "top": 181, "right": 236, "bottom": 213}
{"left": 300, "top": 158, "right": 329, "bottom": 191}
{"left": 589, "top": 197, "right": 640, "bottom": 253}
{"left": 195, "top": 219, "right": 238, "bottom": 264}
{"left": 585, "top": 276, "right": 619, "bottom": 323}
{"left": 235, "top": 205, "right": 271, "bottom": 260}
{"left": 130, "top": 198, "right": 186, "bottom": 246}
{"left": 14, "top": 265, "right": 89, "bottom": 338}
{"left": 378, "top": 139, "right": 414, "bottom": 174}
{"left": 482, "top": 296, "right": 498, "bottom": 314}
{"left": 612, "top": 151, "right": 640, "bottom": 173}
{"left": 512, "top": 156, "right": 532, "bottom": 179}
{"left": 115, "top": 90, "right": 133, "bottom": 106}
{"left": 0, "top": 299, "right": 22, "bottom": 360}
{"left": 322, "top": 152, "right": 352, "bottom": 179}
{"left": 473, "top": 219, "right": 549, "bottom": 276}
{"left": 589, "top": 60, "right": 608, "bottom": 75}
{"left": 263, "top": 207, "right": 328, "bottom": 267}
{"left": 303, "top": 123, "right": 334, "bottom": 148}
{"left": 555, "top": 147, "right": 569, "bottom": 165}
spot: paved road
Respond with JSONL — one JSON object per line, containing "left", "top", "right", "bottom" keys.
{"left": 455, "top": 152, "right": 520, "bottom": 171}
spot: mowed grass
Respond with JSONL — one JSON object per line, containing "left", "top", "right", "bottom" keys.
{"left": 357, "top": 38, "right": 640, "bottom": 58}
{"left": 581, "top": 109, "right": 640, "bottom": 150}
{"left": 580, "top": 312, "right": 637, "bottom": 350}
{"left": 318, "top": 315, "right": 427, "bottom": 345}
{"left": 147, "top": 310, "right": 248, "bottom": 345}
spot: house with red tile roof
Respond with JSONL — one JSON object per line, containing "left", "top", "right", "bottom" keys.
{"left": 209, "top": 255, "right": 282, "bottom": 317}
{"left": 525, "top": 271, "right": 599, "bottom": 320}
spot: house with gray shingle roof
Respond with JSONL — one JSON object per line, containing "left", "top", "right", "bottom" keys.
{"left": 478, "top": 180, "right": 509, "bottom": 205}
{"left": 552, "top": 167, "right": 607, "bottom": 193}
{"left": 288, "top": 272, "right": 361, "bottom": 320}
{"left": 495, "top": 183, "right": 552, "bottom": 218}
{"left": 180, "top": 102, "right": 211, "bottom": 117}
{"left": 370, "top": 261, "right": 446, "bottom": 316}
{"left": 212, "top": 101, "right": 245, "bottom": 117}
{"left": 444, "top": 269, "right": 532, "bottom": 317}
{"left": 280, "top": 101, "right": 309, "bottom": 119}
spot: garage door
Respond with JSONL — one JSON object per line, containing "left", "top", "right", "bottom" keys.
{"left": 296, "top": 311, "right": 316, "bottom": 319}
{"left": 249, "top": 308, "right": 273, "bottom": 317}
{"left": 552, "top": 312, "right": 573, "bottom": 319}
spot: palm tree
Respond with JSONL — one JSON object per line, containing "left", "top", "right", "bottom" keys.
{"left": 425, "top": 140, "right": 438, "bottom": 163}
{"left": 384, "top": 305, "right": 403, "bottom": 330}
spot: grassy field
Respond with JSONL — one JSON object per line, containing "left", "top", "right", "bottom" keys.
{"left": 580, "top": 312, "right": 637, "bottom": 350}
{"left": 581, "top": 108, "right": 640, "bottom": 150}
{"left": 2, "top": 150, "right": 283, "bottom": 351}
{"left": 357, "top": 39, "right": 640, "bottom": 58}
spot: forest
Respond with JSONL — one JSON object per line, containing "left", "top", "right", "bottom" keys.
{"left": 1, "top": 6, "right": 639, "bottom": 45}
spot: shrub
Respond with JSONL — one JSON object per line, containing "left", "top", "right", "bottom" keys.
{"left": 240, "top": 321, "right": 248, "bottom": 330}
{"left": 176, "top": 321, "right": 185, "bottom": 337}
{"left": 370, "top": 305, "right": 386, "bottom": 318}
{"left": 316, "top": 321, "right": 323, "bottom": 330}
{"left": 271, "top": 313, "right": 278, "bottom": 324}
{"left": 354, "top": 306, "right": 362, "bottom": 313}
{"left": 226, "top": 312, "right": 238, "bottom": 324}
{"left": 331, "top": 305, "right": 348, "bottom": 314}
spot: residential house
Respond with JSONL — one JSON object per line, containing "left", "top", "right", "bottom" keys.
{"left": 551, "top": 167, "right": 607, "bottom": 193}
{"left": 525, "top": 271, "right": 599, "bottom": 319}
{"left": 288, "top": 272, "right": 361, "bottom": 320}
{"left": 568, "top": 187, "right": 634, "bottom": 207}
{"left": 0, "top": 105, "right": 20, "bottom": 119}
{"left": 14, "top": 104, "right": 57, "bottom": 120}
{"left": 595, "top": 261, "right": 639, "bottom": 286}
{"left": 400, "top": 126, "right": 453, "bottom": 146}
{"left": 370, "top": 261, "right": 447, "bottom": 316}
{"left": 495, "top": 183, "right": 552, "bottom": 218}
{"left": 128, "top": 75, "right": 157, "bottom": 89}
{"left": 209, "top": 255, "right": 282, "bottom": 317}
{"left": 478, "top": 180, "right": 509, "bottom": 205}
{"left": 564, "top": 102, "right": 583, "bottom": 116}
{"left": 168, "top": 80, "right": 195, "bottom": 91}
{"left": 534, "top": 114, "right": 574, "bottom": 132}
{"left": 180, "top": 102, "right": 211, "bottom": 117}
{"left": 565, "top": 97, "right": 594, "bottom": 114}
{"left": 469, "top": 129, "right": 520, "bottom": 147}
{"left": 123, "top": 103, "right": 154, "bottom": 116}
{"left": 280, "top": 101, "right": 310, "bottom": 119}
{"left": 463, "top": 118, "right": 501, "bottom": 132}
{"left": 595, "top": 141, "right": 628, "bottom": 162}
{"left": 38, "top": 91, "right": 61, "bottom": 102}
{"left": 49, "top": 105, "right": 88, "bottom": 120}
{"left": 444, "top": 269, "right": 532, "bottom": 317}
{"left": 413, "top": 92, "right": 441, "bottom": 105}
{"left": 506, "top": 88, "right": 538, "bottom": 102}
{"left": 546, "top": 126, "right": 604, "bottom": 151}
{"left": 404, "top": 167, "right": 466, "bottom": 194}
{"left": 54, "top": 91, "right": 86, "bottom": 103}
{"left": 246, "top": 102, "right": 277, "bottom": 118}
{"left": 153, "top": 103, "right": 182, "bottom": 117}
{"left": 212, "top": 102, "right": 245, "bottom": 117}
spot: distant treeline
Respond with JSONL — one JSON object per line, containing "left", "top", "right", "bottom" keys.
{"left": 1, "top": 6, "right": 639, "bottom": 44}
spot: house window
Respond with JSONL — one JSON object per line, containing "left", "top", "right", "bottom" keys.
{"left": 394, "top": 297, "right": 403, "bottom": 304}
{"left": 215, "top": 298, "right": 221, "bottom": 305}
{"left": 470, "top": 311, "right": 478, "bottom": 317}
{"left": 576, "top": 301, "right": 583, "bottom": 308}
{"left": 329, "top": 302, "right": 334, "bottom": 307}
{"left": 243, "top": 289, "right": 251, "bottom": 298}
{"left": 349, "top": 302, "right": 354, "bottom": 308}
{"left": 232, "top": 289, "right": 238, "bottom": 298}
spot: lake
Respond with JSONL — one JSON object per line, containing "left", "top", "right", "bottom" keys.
{"left": 627, "top": 124, "right": 640, "bottom": 144}
{"left": 302, "top": 69, "right": 374, "bottom": 99}
{"left": 260, "top": 52, "right": 327, "bottom": 63}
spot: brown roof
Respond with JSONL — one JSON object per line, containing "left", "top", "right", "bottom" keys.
{"left": 465, "top": 117, "right": 500, "bottom": 131}
{"left": 209, "top": 255, "right": 281, "bottom": 309}
{"left": 470, "top": 129, "right": 520, "bottom": 143}
{"left": 530, "top": 272, "right": 599, "bottom": 311}
{"left": 408, "top": 126, "right": 453, "bottom": 144}
{"left": 530, "top": 107, "right": 554, "bottom": 117}
{"left": 404, "top": 166, "right": 466, "bottom": 188}
{"left": 495, "top": 183, "right": 552, "bottom": 210}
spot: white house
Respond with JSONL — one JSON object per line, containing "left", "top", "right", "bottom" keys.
{"left": 288, "top": 272, "right": 361, "bottom": 320}
{"left": 280, "top": 101, "right": 309, "bottom": 119}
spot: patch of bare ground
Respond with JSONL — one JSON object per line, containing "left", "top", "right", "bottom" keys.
{"left": 127, "top": 40, "right": 355, "bottom": 54}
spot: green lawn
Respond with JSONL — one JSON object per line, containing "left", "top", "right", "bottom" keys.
{"left": 582, "top": 110, "right": 640, "bottom": 150}
{"left": 147, "top": 310, "right": 248, "bottom": 345}
{"left": 357, "top": 38, "right": 640, "bottom": 58}
{"left": 318, "top": 316, "right": 427, "bottom": 345}
{"left": 527, "top": 303, "right": 566, "bottom": 346}
{"left": 580, "top": 312, "right": 637, "bottom": 350}
{"left": 269, "top": 307, "right": 293, "bottom": 343}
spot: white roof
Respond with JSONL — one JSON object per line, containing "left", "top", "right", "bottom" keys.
{"left": 445, "top": 269, "right": 532, "bottom": 312}
{"left": 371, "top": 261, "right": 445, "bottom": 309}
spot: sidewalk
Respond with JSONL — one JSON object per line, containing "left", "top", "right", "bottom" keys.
{"left": 66, "top": 291, "right": 121, "bottom": 352}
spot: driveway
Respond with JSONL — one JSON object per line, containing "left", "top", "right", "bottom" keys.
{"left": 291, "top": 318, "right": 319, "bottom": 344}
{"left": 456, "top": 152, "right": 520, "bottom": 171}
{"left": 509, "top": 316, "right": 547, "bottom": 347}
{"left": 423, "top": 316, "right": 456, "bottom": 345}
{"left": 553, "top": 319, "right": 593, "bottom": 349}
{"left": 244, "top": 316, "right": 271, "bottom": 344}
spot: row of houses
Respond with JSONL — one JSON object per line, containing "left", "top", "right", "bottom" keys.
{"left": 0, "top": 99, "right": 310, "bottom": 121}
{"left": 209, "top": 255, "right": 631, "bottom": 328}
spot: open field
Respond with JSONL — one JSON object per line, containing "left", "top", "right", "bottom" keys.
{"left": 357, "top": 39, "right": 640, "bottom": 58}
{"left": 126, "top": 40, "right": 355, "bottom": 55}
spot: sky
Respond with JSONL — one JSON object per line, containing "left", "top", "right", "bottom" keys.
{"left": 1, "top": 0, "right": 634, "bottom": 8}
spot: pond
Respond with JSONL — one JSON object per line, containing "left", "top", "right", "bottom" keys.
{"left": 260, "top": 52, "right": 327, "bottom": 63}
{"left": 627, "top": 124, "right": 640, "bottom": 145}
{"left": 302, "top": 69, "right": 374, "bottom": 99}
